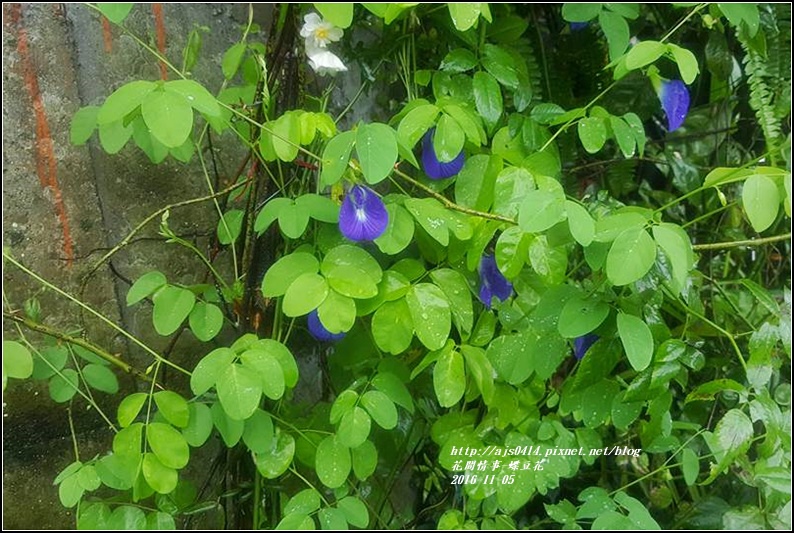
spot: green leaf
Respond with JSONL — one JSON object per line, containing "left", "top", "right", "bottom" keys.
{"left": 599, "top": 10, "right": 630, "bottom": 60}
{"left": 271, "top": 112, "right": 301, "bottom": 162}
{"left": 318, "top": 508, "right": 348, "bottom": 530}
{"left": 147, "top": 512, "right": 176, "bottom": 530}
{"left": 356, "top": 123, "right": 398, "bottom": 184}
{"left": 715, "top": 408, "right": 754, "bottom": 451}
{"left": 325, "top": 265, "right": 378, "bottom": 299}
{"left": 142, "top": 453, "right": 178, "bottom": 494}
{"left": 191, "top": 347, "right": 235, "bottom": 396}
{"left": 314, "top": 3, "right": 354, "bottom": 28}
{"left": 518, "top": 189, "right": 566, "bottom": 233}
{"left": 398, "top": 103, "right": 440, "bottom": 148}
{"left": 277, "top": 201, "right": 310, "bottom": 239}
{"left": 108, "top": 506, "right": 147, "bottom": 530}
{"left": 99, "top": 120, "right": 133, "bottom": 153}
{"left": 222, "top": 43, "right": 246, "bottom": 80}
{"left": 681, "top": 448, "right": 699, "bottom": 486}
{"left": 70, "top": 106, "right": 99, "bottom": 145}
{"left": 455, "top": 154, "right": 500, "bottom": 211}
{"left": 321, "top": 131, "right": 356, "bottom": 187}
{"left": 352, "top": 440, "right": 378, "bottom": 481}
{"left": 255, "top": 339, "right": 299, "bottom": 388}
{"left": 211, "top": 402, "right": 244, "bottom": 447}
{"left": 338, "top": 407, "right": 371, "bottom": 448}
{"left": 606, "top": 227, "right": 657, "bottom": 286}
{"left": 283, "top": 273, "right": 329, "bottom": 317}
{"left": 433, "top": 348, "right": 465, "bottom": 407}
{"left": 331, "top": 390, "right": 358, "bottom": 425}
{"left": 127, "top": 271, "right": 167, "bottom": 306}
{"left": 565, "top": 201, "right": 595, "bottom": 246}
{"left": 406, "top": 283, "right": 451, "bottom": 350}
{"left": 182, "top": 403, "right": 213, "bottom": 447}
{"left": 652, "top": 223, "right": 692, "bottom": 292}
{"left": 374, "top": 204, "right": 415, "bottom": 255}
{"left": 473, "top": 72, "right": 503, "bottom": 132}
{"left": 97, "top": 3, "right": 134, "bottom": 23}
{"left": 625, "top": 40, "right": 667, "bottom": 70}
{"left": 152, "top": 286, "right": 196, "bottom": 336}
{"left": 338, "top": 496, "right": 369, "bottom": 528}
{"left": 31, "top": 345, "right": 68, "bottom": 380}
{"left": 371, "top": 372, "right": 413, "bottom": 414}
{"left": 562, "top": 3, "right": 602, "bottom": 22}
{"left": 254, "top": 429, "right": 295, "bottom": 478}
{"left": 142, "top": 90, "right": 194, "bottom": 148}
{"left": 165, "top": 79, "right": 221, "bottom": 118}
{"left": 77, "top": 464, "right": 101, "bottom": 491}
{"left": 118, "top": 393, "right": 147, "bottom": 428}
{"left": 742, "top": 174, "right": 780, "bottom": 232}
{"left": 433, "top": 113, "right": 465, "bottom": 163}
{"left": 372, "top": 298, "right": 414, "bottom": 355}
{"left": 242, "top": 409, "right": 274, "bottom": 454}
{"left": 49, "top": 368, "right": 80, "bottom": 403}
{"left": 216, "top": 364, "right": 263, "bottom": 421}
{"left": 154, "top": 391, "right": 190, "bottom": 428}
{"left": 262, "top": 253, "right": 319, "bottom": 298}
{"left": 97, "top": 80, "right": 156, "bottom": 125}
{"left": 460, "top": 345, "right": 495, "bottom": 403}
{"left": 482, "top": 44, "right": 519, "bottom": 89}
{"left": 405, "top": 197, "right": 450, "bottom": 245}
{"left": 445, "top": 104, "right": 485, "bottom": 146}
{"left": 558, "top": 294, "right": 610, "bottom": 338}
{"left": 685, "top": 378, "right": 747, "bottom": 403}
{"left": 241, "top": 348, "right": 286, "bottom": 401}
{"left": 448, "top": 3, "right": 481, "bottom": 31}
{"left": 322, "top": 244, "right": 382, "bottom": 283}
{"left": 718, "top": 3, "right": 760, "bottom": 37}
{"left": 285, "top": 488, "right": 322, "bottom": 516}
{"left": 317, "top": 290, "right": 356, "bottom": 334}
{"left": 316, "top": 436, "right": 351, "bottom": 488}
{"left": 430, "top": 268, "right": 474, "bottom": 339}
{"left": 189, "top": 302, "right": 224, "bottom": 342}
{"left": 147, "top": 422, "right": 190, "bottom": 469}
{"left": 495, "top": 226, "right": 529, "bottom": 279}
{"left": 668, "top": 44, "right": 699, "bottom": 84}
{"left": 486, "top": 334, "right": 531, "bottom": 384}
{"left": 83, "top": 364, "right": 119, "bottom": 394}
{"left": 296, "top": 193, "right": 340, "bottom": 223}
{"left": 609, "top": 116, "right": 636, "bottom": 158}
{"left": 440, "top": 49, "right": 477, "bottom": 73}
{"left": 360, "top": 390, "right": 398, "bottom": 429}
{"left": 617, "top": 313, "right": 654, "bottom": 371}
{"left": 592, "top": 511, "right": 636, "bottom": 530}
{"left": 623, "top": 112, "right": 646, "bottom": 156}
{"left": 217, "top": 209, "right": 244, "bottom": 245}
{"left": 276, "top": 514, "right": 315, "bottom": 530}
{"left": 78, "top": 503, "right": 110, "bottom": 529}
{"left": 578, "top": 116, "right": 607, "bottom": 153}
{"left": 3, "top": 341, "right": 33, "bottom": 381}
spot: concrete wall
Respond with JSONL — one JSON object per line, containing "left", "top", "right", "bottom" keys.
{"left": 2, "top": 3, "right": 257, "bottom": 528}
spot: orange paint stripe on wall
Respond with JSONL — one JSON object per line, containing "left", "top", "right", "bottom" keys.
{"left": 4, "top": 3, "right": 74, "bottom": 266}
{"left": 101, "top": 15, "right": 113, "bottom": 53}
{"left": 152, "top": 3, "right": 167, "bottom": 80}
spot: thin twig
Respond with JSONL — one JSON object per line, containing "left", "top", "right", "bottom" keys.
{"left": 693, "top": 232, "right": 791, "bottom": 251}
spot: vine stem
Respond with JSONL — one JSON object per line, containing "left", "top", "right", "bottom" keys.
{"left": 4, "top": 252, "right": 191, "bottom": 376}
{"left": 692, "top": 232, "right": 791, "bottom": 251}
{"left": 391, "top": 168, "right": 516, "bottom": 224}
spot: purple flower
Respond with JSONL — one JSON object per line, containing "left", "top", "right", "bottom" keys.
{"left": 478, "top": 255, "right": 513, "bottom": 309}
{"left": 308, "top": 309, "right": 345, "bottom": 342}
{"left": 569, "top": 22, "right": 589, "bottom": 32}
{"left": 421, "top": 129, "right": 465, "bottom": 180}
{"left": 338, "top": 185, "right": 389, "bottom": 241}
{"left": 659, "top": 80, "right": 690, "bottom": 132}
{"left": 573, "top": 334, "right": 599, "bottom": 360}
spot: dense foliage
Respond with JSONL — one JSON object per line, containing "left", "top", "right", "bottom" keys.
{"left": 3, "top": 3, "right": 791, "bottom": 530}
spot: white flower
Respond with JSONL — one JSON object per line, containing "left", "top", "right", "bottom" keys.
{"left": 300, "top": 12, "right": 343, "bottom": 49}
{"left": 305, "top": 43, "right": 348, "bottom": 76}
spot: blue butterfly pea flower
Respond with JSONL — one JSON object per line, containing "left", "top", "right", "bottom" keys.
{"left": 338, "top": 184, "right": 389, "bottom": 242}
{"left": 659, "top": 79, "right": 690, "bottom": 132}
{"left": 573, "top": 333, "right": 599, "bottom": 360}
{"left": 421, "top": 128, "right": 465, "bottom": 180}
{"left": 478, "top": 255, "right": 513, "bottom": 309}
{"left": 308, "top": 309, "right": 345, "bottom": 342}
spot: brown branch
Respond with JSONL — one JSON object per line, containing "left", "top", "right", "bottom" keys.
{"left": 4, "top": 312, "right": 157, "bottom": 385}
